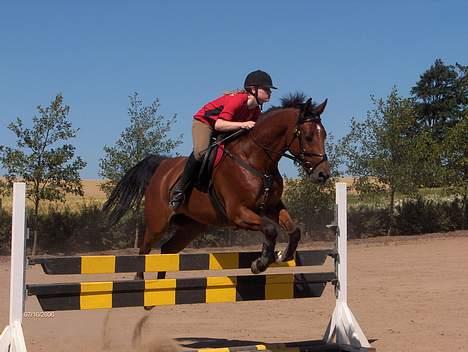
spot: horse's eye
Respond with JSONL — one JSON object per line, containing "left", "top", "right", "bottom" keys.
{"left": 305, "top": 136, "right": 313, "bottom": 143}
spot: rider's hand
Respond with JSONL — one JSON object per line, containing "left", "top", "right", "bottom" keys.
{"left": 241, "top": 121, "right": 256, "bottom": 130}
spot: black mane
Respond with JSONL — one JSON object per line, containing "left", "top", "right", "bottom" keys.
{"left": 265, "top": 92, "right": 316, "bottom": 113}
{"left": 280, "top": 92, "right": 308, "bottom": 108}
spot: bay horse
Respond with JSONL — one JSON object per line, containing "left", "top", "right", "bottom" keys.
{"left": 103, "top": 93, "right": 331, "bottom": 280}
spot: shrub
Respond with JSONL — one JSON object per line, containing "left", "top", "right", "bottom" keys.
{"left": 348, "top": 206, "right": 390, "bottom": 238}
{"left": 33, "top": 203, "right": 137, "bottom": 254}
{"left": 0, "top": 208, "right": 11, "bottom": 254}
{"left": 395, "top": 196, "right": 463, "bottom": 234}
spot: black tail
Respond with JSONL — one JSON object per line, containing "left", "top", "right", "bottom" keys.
{"left": 102, "top": 155, "right": 168, "bottom": 225}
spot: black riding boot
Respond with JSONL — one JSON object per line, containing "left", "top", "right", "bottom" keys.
{"left": 169, "top": 153, "right": 201, "bottom": 209}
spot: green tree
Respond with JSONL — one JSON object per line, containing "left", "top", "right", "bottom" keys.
{"left": 99, "top": 92, "right": 183, "bottom": 247}
{"left": 0, "top": 93, "right": 86, "bottom": 254}
{"left": 411, "top": 60, "right": 467, "bottom": 214}
{"left": 338, "top": 87, "right": 424, "bottom": 234}
{"left": 442, "top": 116, "right": 468, "bottom": 228}
{"left": 411, "top": 59, "right": 467, "bottom": 139}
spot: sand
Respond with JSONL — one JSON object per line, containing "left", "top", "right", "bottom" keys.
{"left": 1, "top": 232, "right": 467, "bottom": 352}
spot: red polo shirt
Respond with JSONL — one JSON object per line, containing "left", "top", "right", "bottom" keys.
{"left": 194, "top": 92, "right": 261, "bottom": 127}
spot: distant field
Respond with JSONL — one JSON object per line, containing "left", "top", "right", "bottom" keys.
{"left": 79, "top": 177, "right": 357, "bottom": 198}
{"left": 78, "top": 179, "right": 107, "bottom": 200}
{"left": 1, "top": 177, "right": 357, "bottom": 212}
{"left": 51, "top": 179, "right": 108, "bottom": 210}
{"left": 1, "top": 179, "right": 108, "bottom": 212}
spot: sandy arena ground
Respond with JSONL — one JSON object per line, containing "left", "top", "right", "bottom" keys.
{"left": 1, "top": 232, "right": 467, "bottom": 352}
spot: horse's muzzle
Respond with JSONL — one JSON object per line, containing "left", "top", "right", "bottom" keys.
{"left": 317, "top": 170, "right": 330, "bottom": 183}
{"left": 306, "top": 161, "right": 331, "bottom": 184}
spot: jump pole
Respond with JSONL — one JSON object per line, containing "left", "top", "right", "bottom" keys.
{"left": 323, "top": 182, "right": 371, "bottom": 349}
{"left": 0, "top": 183, "right": 27, "bottom": 352}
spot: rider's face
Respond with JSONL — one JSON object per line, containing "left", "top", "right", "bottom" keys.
{"left": 256, "top": 87, "right": 272, "bottom": 103}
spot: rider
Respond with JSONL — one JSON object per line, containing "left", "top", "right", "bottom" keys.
{"left": 169, "top": 70, "right": 277, "bottom": 210}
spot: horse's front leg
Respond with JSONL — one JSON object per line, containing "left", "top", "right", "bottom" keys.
{"left": 276, "top": 202, "right": 301, "bottom": 263}
{"left": 230, "top": 207, "right": 279, "bottom": 274}
{"left": 251, "top": 216, "right": 281, "bottom": 274}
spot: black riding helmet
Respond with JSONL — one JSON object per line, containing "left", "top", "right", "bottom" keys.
{"left": 244, "top": 70, "right": 277, "bottom": 89}
{"left": 244, "top": 70, "right": 277, "bottom": 109}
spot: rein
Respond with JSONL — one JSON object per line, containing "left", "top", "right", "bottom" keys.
{"left": 249, "top": 114, "right": 328, "bottom": 175}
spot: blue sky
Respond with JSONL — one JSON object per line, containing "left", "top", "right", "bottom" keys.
{"left": 1, "top": 1, "right": 466, "bottom": 178}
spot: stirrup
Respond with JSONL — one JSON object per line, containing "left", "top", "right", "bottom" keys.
{"left": 169, "top": 191, "right": 185, "bottom": 209}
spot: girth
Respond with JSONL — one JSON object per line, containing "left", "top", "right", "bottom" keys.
{"left": 223, "top": 148, "right": 274, "bottom": 214}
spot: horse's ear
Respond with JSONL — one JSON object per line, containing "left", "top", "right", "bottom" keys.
{"left": 314, "top": 99, "right": 328, "bottom": 115}
{"left": 303, "top": 98, "right": 313, "bottom": 114}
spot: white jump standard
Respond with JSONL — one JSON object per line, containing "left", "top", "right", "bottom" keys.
{"left": 0, "top": 183, "right": 27, "bottom": 352}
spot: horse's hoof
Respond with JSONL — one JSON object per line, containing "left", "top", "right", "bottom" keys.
{"left": 251, "top": 263, "right": 260, "bottom": 274}
{"left": 251, "top": 259, "right": 266, "bottom": 274}
{"left": 144, "top": 306, "right": 155, "bottom": 311}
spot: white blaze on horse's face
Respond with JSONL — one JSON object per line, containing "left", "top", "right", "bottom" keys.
{"left": 300, "top": 120, "right": 331, "bottom": 183}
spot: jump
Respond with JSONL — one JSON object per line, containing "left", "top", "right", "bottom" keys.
{"left": 103, "top": 71, "right": 331, "bottom": 279}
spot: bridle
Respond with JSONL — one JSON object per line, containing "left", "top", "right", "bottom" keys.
{"left": 250, "top": 112, "right": 328, "bottom": 175}
{"left": 282, "top": 117, "right": 328, "bottom": 175}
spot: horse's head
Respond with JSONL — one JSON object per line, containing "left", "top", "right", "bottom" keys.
{"left": 286, "top": 98, "right": 331, "bottom": 183}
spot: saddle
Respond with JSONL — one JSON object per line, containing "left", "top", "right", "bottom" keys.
{"left": 194, "top": 134, "right": 226, "bottom": 193}
{"left": 192, "top": 131, "right": 244, "bottom": 220}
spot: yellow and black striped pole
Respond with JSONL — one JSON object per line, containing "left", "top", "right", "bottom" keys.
{"left": 27, "top": 272, "right": 337, "bottom": 311}
{"left": 29, "top": 250, "right": 335, "bottom": 275}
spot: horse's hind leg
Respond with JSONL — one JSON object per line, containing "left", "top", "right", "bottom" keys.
{"left": 135, "top": 226, "right": 165, "bottom": 280}
{"left": 276, "top": 204, "right": 301, "bottom": 262}
{"left": 138, "top": 221, "right": 172, "bottom": 311}
{"left": 156, "top": 215, "right": 207, "bottom": 279}
{"left": 135, "top": 214, "right": 170, "bottom": 280}
{"left": 142, "top": 216, "right": 206, "bottom": 311}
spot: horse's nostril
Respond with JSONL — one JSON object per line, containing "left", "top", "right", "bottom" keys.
{"left": 318, "top": 172, "right": 330, "bottom": 182}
